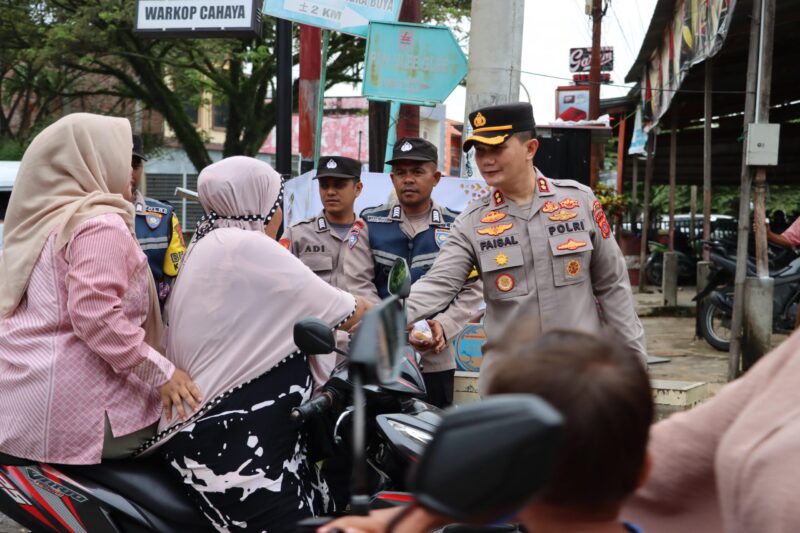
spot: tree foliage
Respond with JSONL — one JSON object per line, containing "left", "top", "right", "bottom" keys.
{"left": 0, "top": 0, "right": 469, "bottom": 169}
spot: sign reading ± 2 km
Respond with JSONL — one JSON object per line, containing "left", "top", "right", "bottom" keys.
{"left": 263, "top": 0, "right": 401, "bottom": 38}
{"left": 363, "top": 22, "right": 468, "bottom": 106}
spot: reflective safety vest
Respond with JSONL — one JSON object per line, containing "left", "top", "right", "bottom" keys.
{"left": 361, "top": 203, "right": 458, "bottom": 299}
{"left": 134, "top": 197, "right": 174, "bottom": 283}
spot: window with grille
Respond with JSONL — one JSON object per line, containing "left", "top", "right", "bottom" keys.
{"left": 145, "top": 173, "right": 204, "bottom": 234}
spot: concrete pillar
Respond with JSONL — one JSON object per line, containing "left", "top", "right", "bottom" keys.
{"left": 460, "top": 0, "right": 525, "bottom": 179}
{"left": 742, "top": 277, "right": 774, "bottom": 371}
{"left": 695, "top": 261, "right": 712, "bottom": 337}
{"left": 662, "top": 252, "right": 679, "bottom": 306}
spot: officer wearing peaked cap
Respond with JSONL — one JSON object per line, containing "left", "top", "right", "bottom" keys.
{"left": 405, "top": 103, "right": 647, "bottom": 392}
{"left": 344, "top": 137, "right": 483, "bottom": 408}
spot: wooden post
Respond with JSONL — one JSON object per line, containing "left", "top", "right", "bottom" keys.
{"left": 668, "top": 112, "right": 678, "bottom": 252}
{"left": 690, "top": 185, "right": 698, "bottom": 252}
{"left": 616, "top": 112, "right": 627, "bottom": 239}
{"left": 589, "top": 0, "right": 603, "bottom": 188}
{"left": 639, "top": 135, "right": 654, "bottom": 290}
{"left": 632, "top": 158, "right": 639, "bottom": 233}
{"left": 728, "top": 0, "right": 763, "bottom": 380}
{"left": 703, "top": 59, "right": 713, "bottom": 261}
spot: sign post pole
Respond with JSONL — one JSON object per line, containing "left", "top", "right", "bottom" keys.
{"left": 383, "top": 101, "right": 401, "bottom": 173}
{"left": 313, "top": 29, "right": 330, "bottom": 168}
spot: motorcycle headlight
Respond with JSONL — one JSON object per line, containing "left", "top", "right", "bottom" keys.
{"left": 387, "top": 420, "right": 434, "bottom": 446}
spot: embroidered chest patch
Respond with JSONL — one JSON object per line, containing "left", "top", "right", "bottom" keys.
{"left": 145, "top": 213, "right": 163, "bottom": 230}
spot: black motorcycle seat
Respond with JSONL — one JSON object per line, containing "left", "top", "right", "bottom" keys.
{"left": 57, "top": 457, "right": 209, "bottom": 528}
{"left": 0, "top": 451, "right": 34, "bottom": 466}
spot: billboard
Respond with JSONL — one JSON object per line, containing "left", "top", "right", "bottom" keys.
{"left": 569, "top": 47, "right": 614, "bottom": 73}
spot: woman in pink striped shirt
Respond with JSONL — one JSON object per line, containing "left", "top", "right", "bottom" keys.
{"left": 0, "top": 113, "right": 201, "bottom": 465}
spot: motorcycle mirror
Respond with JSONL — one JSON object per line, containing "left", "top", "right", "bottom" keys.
{"left": 293, "top": 318, "right": 336, "bottom": 355}
{"left": 387, "top": 258, "right": 411, "bottom": 299}
{"left": 411, "top": 395, "right": 564, "bottom": 522}
{"left": 348, "top": 299, "right": 406, "bottom": 385}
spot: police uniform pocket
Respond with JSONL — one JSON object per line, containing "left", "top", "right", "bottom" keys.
{"left": 478, "top": 242, "right": 529, "bottom": 300}
{"left": 548, "top": 230, "right": 593, "bottom": 287}
{"left": 301, "top": 254, "right": 333, "bottom": 283}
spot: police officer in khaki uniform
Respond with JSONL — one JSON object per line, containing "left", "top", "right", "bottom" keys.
{"left": 281, "top": 156, "right": 363, "bottom": 290}
{"left": 345, "top": 138, "right": 483, "bottom": 407}
{"left": 405, "top": 103, "right": 647, "bottom": 392}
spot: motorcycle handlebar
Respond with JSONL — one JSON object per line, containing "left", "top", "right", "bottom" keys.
{"left": 291, "top": 391, "right": 334, "bottom": 423}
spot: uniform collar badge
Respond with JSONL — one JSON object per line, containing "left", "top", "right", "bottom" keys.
{"left": 493, "top": 190, "right": 505, "bottom": 207}
{"left": 145, "top": 213, "right": 163, "bottom": 230}
{"left": 317, "top": 217, "right": 328, "bottom": 232}
{"left": 326, "top": 159, "right": 337, "bottom": 169}
{"left": 135, "top": 203, "right": 144, "bottom": 213}
{"left": 391, "top": 205, "right": 403, "bottom": 220}
{"left": 537, "top": 177, "right": 551, "bottom": 194}
{"left": 400, "top": 141, "right": 413, "bottom": 152}
{"left": 431, "top": 209, "right": 442, "bottom": 224}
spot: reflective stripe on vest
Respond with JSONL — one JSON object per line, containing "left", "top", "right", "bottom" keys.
{"left": 363, "top": 205, "right": 458, "bottom": 299}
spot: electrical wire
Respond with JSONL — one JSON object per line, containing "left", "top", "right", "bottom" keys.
{"left": 519, "top": 68, "right": 754, "bottom": 95}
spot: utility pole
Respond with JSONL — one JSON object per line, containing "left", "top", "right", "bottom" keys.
{"left": 588, "top": 0, "right": 604, "bottom": 188}
{"left": 275, "top": 18, "right": 293, "bottom": 176}
{"left": 299, "top": 25, "right": 321, "bottom": 174}
{"left": 397, "top": 0, "right": 421, "bottom": 139}
{"left": 461, "top": 0, "right": 525, "bottom": 179}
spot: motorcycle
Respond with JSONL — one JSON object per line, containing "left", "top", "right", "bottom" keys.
{"left": 0, "top": 260, "right": 433, "bottom": 532}
{"left": 644, "top": 240, "right": 697, "bottom": 286}
{"left": 695, "top": 240, "right": 800, "bottom": 351}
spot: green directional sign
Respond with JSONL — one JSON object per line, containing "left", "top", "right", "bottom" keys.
{"left": 363, "top": 22, "right": 468, "bottom": 106}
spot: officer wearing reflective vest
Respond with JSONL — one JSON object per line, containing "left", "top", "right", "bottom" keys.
{"left": 131, "top": 135, "right": 186, "bottom": 308}
{"left": 404, "top": 103, "right": 647, "bottom": 394}
{"left": 345, "top": 137, "right": 483, "bottom": 408}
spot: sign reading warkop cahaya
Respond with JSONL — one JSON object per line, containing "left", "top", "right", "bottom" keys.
{"left": 135, "top": 0, "right": 262, "bottom": 38}
{"left": 568, "top": 47, "right": 614, "bottom": 73}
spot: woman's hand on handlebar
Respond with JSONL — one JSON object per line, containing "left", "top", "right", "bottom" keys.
{"left": 160, "top": 368, "right": 203, "bottom": 422}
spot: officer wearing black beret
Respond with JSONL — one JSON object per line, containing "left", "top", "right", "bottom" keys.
{"left": 405, "top": 103, "right": 647, "bottom": 391}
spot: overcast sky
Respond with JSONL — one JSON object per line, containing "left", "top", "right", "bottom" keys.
{"left": 329, "top": 0, "right": 659, "bottom": 122}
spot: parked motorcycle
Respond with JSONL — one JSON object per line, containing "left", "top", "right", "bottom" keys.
{"left": 644, "top": 240, "right": 697, "bottom": 286}
{"left": 695, "top": 240, "right": 800, "bottom": 351}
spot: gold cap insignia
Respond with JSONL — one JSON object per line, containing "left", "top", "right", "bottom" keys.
{"left": 473, "top": 112, "right": 487, "bottom": 128}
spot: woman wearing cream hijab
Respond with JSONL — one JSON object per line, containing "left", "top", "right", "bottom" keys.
{"left": 140, "top": 156, "right": 368, "bottom": 533}
{"left": 0, "top": 113, "right": 201, "bottom": 464}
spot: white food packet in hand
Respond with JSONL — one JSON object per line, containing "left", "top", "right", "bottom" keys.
{"left": 411, "top": 320, "right": 433, "bottom": 342}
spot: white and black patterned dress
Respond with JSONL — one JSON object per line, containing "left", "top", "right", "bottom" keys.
{"left": 160, "top": 353, "right": 331, "bottom": 532}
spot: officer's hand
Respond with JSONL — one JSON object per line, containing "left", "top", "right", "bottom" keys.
{"left": 428, "top": 320, "right": 447, "bottom": 354}
{"left": 160, "top": 368, "right": 203, "bottom": 422}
